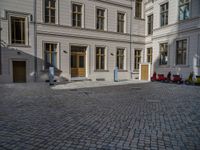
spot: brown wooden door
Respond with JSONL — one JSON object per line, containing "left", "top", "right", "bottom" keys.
{"left": 71, "top": 47, "right": 86, "bottom": 77}
{"left": 13, "top": 61, "right": 26, "bottom": 83}
{"left": 141, "top": 64, "right": 149, "bottom": 80}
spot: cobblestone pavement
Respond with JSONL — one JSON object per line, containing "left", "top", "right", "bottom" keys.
{"left": 0, "top": 82, "right": 200, "bottom": 150}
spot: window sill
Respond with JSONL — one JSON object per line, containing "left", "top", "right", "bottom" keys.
{"left": 94, "top": 70, "right": 109, "bottom": 72}
{"left": 159, "top": 64, "right": 169, "bottom": 67}
{"left": 133, "top": 70, "right": 139, "bottom": 73}
{"left": 118, "top": 70, "right": 128, "bottom": 72}
{"left": 8, "top": 44, "right": 31, "bottom": 48}
{"left": 174, "top": 65, "right": 189, "bottom": 68}
{"left": 134, "top": 17, "right": 145, "bottom": 21}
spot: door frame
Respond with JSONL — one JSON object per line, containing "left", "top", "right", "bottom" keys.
{"left": 69, "top": 44, "right": 89, "bottom": 79}
{"left": 139, "top": 63, "right": 151, "bottom": 81}
{"left": 10, "top": 59, "right": 29, "bottom": 82}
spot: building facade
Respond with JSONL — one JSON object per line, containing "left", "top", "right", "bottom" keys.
{"left": 0, "top": 0, "right": 199, "bottom": 83}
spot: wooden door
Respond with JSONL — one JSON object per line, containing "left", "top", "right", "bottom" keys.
{"left": 141, "top": 64, "right": 149, "bottom": 80}
{"left": 71, "top": 47, "right": 86, "bottom": 77}
{"left": 13, "top": 61, "right": 26, "bottom": 83}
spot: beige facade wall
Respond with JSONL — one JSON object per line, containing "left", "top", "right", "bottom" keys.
{"left": 0, "top": 0, "right": 199, "bottom": 83}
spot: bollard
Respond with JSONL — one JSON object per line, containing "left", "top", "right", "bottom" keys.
{"left": 49, "top": 67, "right": 55, "bottom": 85}
{"left": 114, "top": 66, "right": 118, "bottom": 82}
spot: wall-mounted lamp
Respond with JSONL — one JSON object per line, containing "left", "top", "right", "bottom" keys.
{"left": 63, "top": 50, "right": 68, "bottom": 54}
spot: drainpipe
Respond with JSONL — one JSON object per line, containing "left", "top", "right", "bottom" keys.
{"left": 0, "top": 18, "right": 2, "bottom": 75}
{"left": 33, "top": 0, "right": 37, "bottom": 81}
{"left": 130, "top": 0, "right": 133, "bottom": 79}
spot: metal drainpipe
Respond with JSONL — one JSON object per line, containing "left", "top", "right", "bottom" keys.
{"left": 34, "top": 0, "right": 37, "bottom": 81}
{"left": 130, "top": 0, "right": 133, "bottom": 79}
{"left": 0, "top": 18, "right": 2, "bottom": 75}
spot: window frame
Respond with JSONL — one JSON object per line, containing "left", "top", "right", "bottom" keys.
{"left": 147, "top": 14, "right": 153, "bottom": 35}
{"left": 95, "top": 47, "right": 106, "bottom": 70}
{"left": 179, "top": 0, "right": 190, "bottom": 21}
{"left": 117, "top": 12, "right": 125, "bottom": 33}
{"left": 44, "top": 0, "right": 57, "bottom": 24}
{"left": 135, "top": 0, "right": 143, "bottom": 19}
{"left": 9, "top": 14, "right": 28, "bottom": 46}
{"left": 147, "top": 47, "right": 153, "bottom": 64}
{"left": 96, "top": 8, "right": 105, "bottom": 30}
{"left": 159, "top": 43, "right": 168, "bottom": 65}
{"left": 176, "top": 39, "right": 187, "bottom": 65}
{"left": 72, "top": 3, "right": 83, "bottom": 28}
{"left": 134, "top": 49, "right": 142, "bottom": 70}
{"left": 160, "top": 2, "right": 168, "bottom": 27}
{"left": 43, "top": 42, "right": 59, "bottom": 70}
{"left": 116, "top": 48, "right": 126, "bottom": 70}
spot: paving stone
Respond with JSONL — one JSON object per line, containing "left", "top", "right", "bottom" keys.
{"left": 0, "top": 82, "right": 199, "bottom": 149}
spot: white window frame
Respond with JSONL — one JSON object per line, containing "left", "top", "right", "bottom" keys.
{"left": 117, "top": 11, "right": 126, "bottom": 33}
{"left": 43, "top": 0, "right": 59, "bottom": 24}
{"left": 42, "top": 41, "right": 60, "bottom": 70}
{"left": 71, "top": 2, "right": 85, "bottom": 28}
{"left": 95, "top": 46, "right": 107, "bottom": 70}
{"left": 8, "top": 14, "right": 29, "bottom": 46}
{"left": 116, "top": 47, "right": 126, "bottom": 70}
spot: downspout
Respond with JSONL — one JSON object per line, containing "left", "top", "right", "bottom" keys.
{"left": 34, "top": 0, "right": 37, "bottom": 81}
{"left": 130, "top": 0, "right": 133, "bottom": 79}
{"left": 0, "top": 18, "right": 2, "bottom": 75}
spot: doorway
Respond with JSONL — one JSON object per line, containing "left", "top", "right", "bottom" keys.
{"left": 71, "top": 46, "right": 86, "bottom": 77}
{"left": 13, "top": 61, "right": 26, "bottom": 83}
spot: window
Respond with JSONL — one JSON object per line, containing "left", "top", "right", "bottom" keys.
{"left": 179, "top": 0, "right": 190, "bottom": 20}
{"left": 96, "top": 47, "right": 105, "bottom": 70}
{"left": 176, "top": 39, "right": 187, "bottom": 65}
{"left": 134, "top": 50, "right": 141, "bottom": 70}
{"left": 160, "top": 3, "right": 168, "bottom": 26}
{"left": 116, "top": 49, "right": 125, "bottom": 70}
{"left": 72, "top": 4, "right": 82, "bottom": 27}
{"left": 117, "top": 13, "right": 125, "bottom": 33}
{"left": 147, "top": 14, "right": 153, "bottom": 35}
{"left": 45, "top": 0, "right": 56, "bottom": 23}
{"left": 160, "top": 43, "right": 168, "bottom": 65}
{"left": 147, "top": 48, "right": 152, "bottom": 63}
{"left": 44, "top": 43, "right": 57, "bottom": 69}
{"left": 135, "top": 0, "right": 142, "bottom": 18}
{"left": 96, "top": 9, "right": 105, "bottom": 30}
{"left": 11, "top": 16, "right": 26, "bottom": 44}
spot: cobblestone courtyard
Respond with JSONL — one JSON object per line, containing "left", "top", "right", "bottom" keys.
{"left": 0, "top": 82, "right": 200, "bottom": 150}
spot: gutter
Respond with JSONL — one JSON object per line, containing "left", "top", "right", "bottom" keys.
{"left": 0, "top": 18, "right": 2, "bottom": 75}
{"left": 130, "top": 0, "right": 133, "bottom": 79}
{"left": 33, "top": 0, "right": 37, "bottom": 81}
